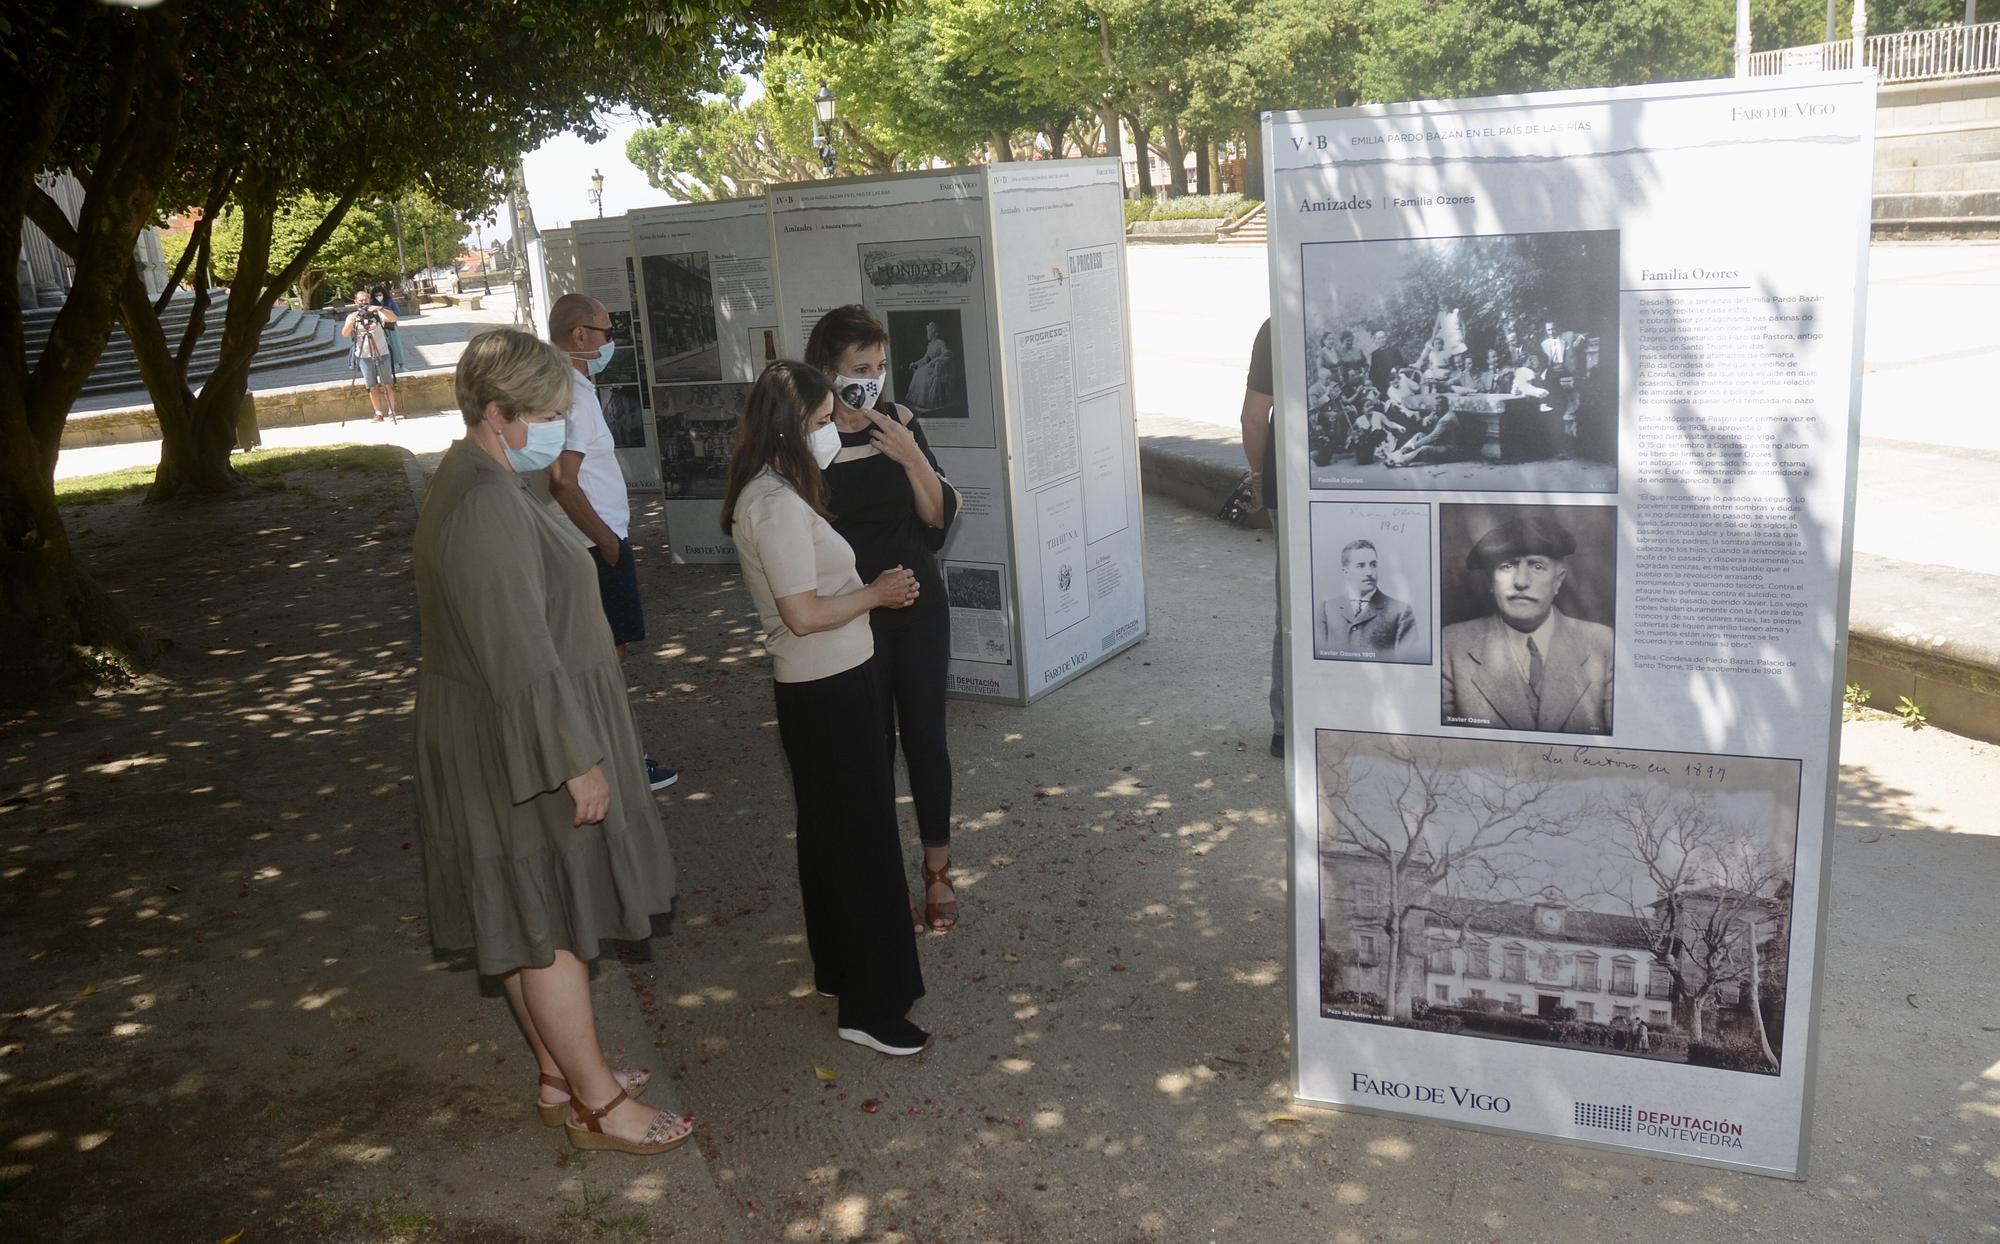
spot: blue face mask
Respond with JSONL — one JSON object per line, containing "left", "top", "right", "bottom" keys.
{"left": 505, "top": 417, "right": 568, "bottom": 472}
{"left": 585, "top": 340, "right": 616, "bottom": 376}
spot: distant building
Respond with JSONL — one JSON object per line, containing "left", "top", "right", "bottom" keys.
{"left": 15, "top": 172, "right": 168, "bottom": 310}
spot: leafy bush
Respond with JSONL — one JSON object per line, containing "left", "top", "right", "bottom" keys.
{"left": 1125, "top": 192, "right": 1249, "bottom": 224}
{"left": 1686, "top": 1040, "right": 1777, "bottom": 1073}
{"left": 1324, "top": 989, "right": 1385, "bottom": 1014}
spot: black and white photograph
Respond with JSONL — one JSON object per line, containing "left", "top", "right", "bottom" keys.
{"left": 641, "top": 250, "right": 721, "bottom": 383}
{"left": 1308, "top": 501, "right": 1431, "bottom": 664}
{"left": 656, "top": 381, "right": 749, "bottom": 499}
{"left": 861, "top": 242, "right": 980, "bottom": 289}
{"left": 886, "top": 309, "right": 968, "bottom": 420}
{"left": 1439, "top": 502, "right": 1616, "bottom": 736}
{"left": 1316, "top": 729, "right": 1799, "bottom": 1076}
{"left": 1299, "top": 229, "right": 1619, "bottom": 494}
{"left": 946, "top": 563, "right": 1003, "bottom": 612}
{"left": 945, "top": 561, "right": 1013, "bottom": 666}
{"left": 601, "top": 386, "right": 646, "bottom": 450}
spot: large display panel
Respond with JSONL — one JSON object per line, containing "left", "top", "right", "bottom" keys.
{"left": 1269, "top": 74, "right": 1875, "bottom": 1179}
{"left": 985, "top": 161, "right": 1148, "bottom": 700}
{"left": 571, "top": 216, "right": 656, "bottom": 490}
{"left": 769, "top": 161, "right": 1145, "bottom": 703}
{"left": 628, "top": 197, "right": 775, "bottom": 563}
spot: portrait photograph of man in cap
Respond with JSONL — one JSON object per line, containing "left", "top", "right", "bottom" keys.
{"left": 1439, "top": 503, "right": 1616, "bottom": 735}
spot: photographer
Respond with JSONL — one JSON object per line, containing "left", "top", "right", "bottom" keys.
{"left": 341, "top": 288, "right": 399, "bottom": 422}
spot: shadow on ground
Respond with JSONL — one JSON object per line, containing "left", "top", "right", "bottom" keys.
{"left": 3, "top": 477, "right": 1996, "bottom": 1242}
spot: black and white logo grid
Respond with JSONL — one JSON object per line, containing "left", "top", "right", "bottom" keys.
{"left": 1574, "top": 1102, "right": 1633, "bottom": 1133}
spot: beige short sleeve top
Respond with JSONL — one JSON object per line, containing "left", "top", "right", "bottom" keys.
{"left": 732, "top": 469, "right": 874, "bottom": 683}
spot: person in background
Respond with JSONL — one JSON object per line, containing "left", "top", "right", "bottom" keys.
{"left": 545, "top": 293, "right": 678, "bottom": 792}
{"left": 805, "top": 306, "right": 962, "bottom": 933}
{"left": 720, "top": 361, "right": 932, "bottom": 1055}
{"left": 371, "top": 284, "right": 409, "bottom": 372}
{"left": 1238, "top": 319, "right": 1283, "bottom": 758}
{"left": 412, "top": 328, "right": 690, "bottom": 1156}
{"left": 340, "top": 288, "right": 397, "bottom": 422}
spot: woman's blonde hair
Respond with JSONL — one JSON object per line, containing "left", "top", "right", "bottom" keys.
{"left": 455, "top": 328, "right": 574, "bottom": 426}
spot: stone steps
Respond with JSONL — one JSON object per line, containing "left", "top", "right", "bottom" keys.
{"left": 1874, "top": 157, "right": 2000, "bottom": 194}
{"left": 21, "top": 293, "right": 349, "bottom": 398}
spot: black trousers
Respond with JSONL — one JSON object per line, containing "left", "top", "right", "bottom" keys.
{"left": 773, "top": 659, "right": 924, "bottom": 1025}
{"left": 871, "top": 601, "right": 953, "bottom": 848}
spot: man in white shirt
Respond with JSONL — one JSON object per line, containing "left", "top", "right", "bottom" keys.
{"left": 547, "top": 293, "right": 678, "bottom": 790}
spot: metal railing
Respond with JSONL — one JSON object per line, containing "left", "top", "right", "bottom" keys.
{"left": 1744, "top": 21, "right": 2000, "bottom": 84}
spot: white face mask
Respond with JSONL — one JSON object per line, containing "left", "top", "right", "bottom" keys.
{"left": 808, "top": 420, "right": 841, "bottom": 469}
{"left": 835, "top": 373, "right": 882, "bottom": 412}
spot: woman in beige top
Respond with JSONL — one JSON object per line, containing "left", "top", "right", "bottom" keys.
{"left": 413, "top": 329, "right": 689, "bottom": 1155}
{"left": 720, "top": 361, "right": 932, "bottom": 1056}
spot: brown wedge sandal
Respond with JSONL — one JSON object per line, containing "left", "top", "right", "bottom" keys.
{"left": 565, "top": 1089, "right": 695, "bottom": 1155}
{"left": 537, "top": 1068, "right": 651, "bottom": 1127}
{"left": 923, "top": 858, "right": 959, "bottom": 933}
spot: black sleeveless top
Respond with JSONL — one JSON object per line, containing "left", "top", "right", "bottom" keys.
{"left": 822, "top": 399, "right": 959, "bottom": 621}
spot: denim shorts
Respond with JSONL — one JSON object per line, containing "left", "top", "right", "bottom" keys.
{"left": 590, "top": 537, "right": 646, "bottom": 647}
{"left": 358, "top": 355, "right": 394, "bottom": 388}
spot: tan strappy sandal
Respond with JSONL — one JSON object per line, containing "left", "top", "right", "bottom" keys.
{"left": 538, "top": 1068, "right": 651, "bottom": 1127}
{"left": 565, "top": 1089, "right": 695, "bottom": 1155}
{"left": 923, "top": 858, "right": 958, "bottom": 933}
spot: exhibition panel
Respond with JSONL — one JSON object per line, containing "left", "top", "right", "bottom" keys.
{"left": 770, "top": 162, "right": 1146, "bottom": 703}
{"left": 1268, "top": 73, "right": 1876, "bottom": 1178}
{"left": 986, "top": 160, "right": 1148, "bottom": 701}
{"left": 628, "top": 197, "right": 775, "bottom": 562}
{"left": 572, "top": 215, "right": 657, "bottom": 490}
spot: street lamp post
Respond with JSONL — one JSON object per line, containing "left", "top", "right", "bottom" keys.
{"left": 589, "top": 168, "right": 605, "bottom": 218}
{"left": 474, "top": 219, "right": 491, "bottom": 294}
{"left": 814, "top": 80, "right": 838, "bottom": 178}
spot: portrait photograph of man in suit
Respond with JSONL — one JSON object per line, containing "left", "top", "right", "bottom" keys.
{"left": 1310, "top": 501, "right": 1431, "bottom": 664}
{"left": 1440, "top": 505, "right": 1616, "bottom": 735}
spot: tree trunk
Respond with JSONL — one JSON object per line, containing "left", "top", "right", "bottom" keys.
{"left": 1096, "top": 104, "right": 1128, "bottom": 196}
{"left": 1158, "top": 119, "right": 1187, "bottom": 197}
{"left": 1, "top": 7, "right": 181, "bottom": 698}
{"left": 990, "top": 130, "right": 1015, "bottom": 162}
{"left": 150, "top": 174, "right": 356, "bottom": 500}
{"left": 1385, "top": 907, "right": 1413, "bottom": 1022}
{"left": 1745, "top": 919, "right": 1777, "bottom": 1068}
{"left": 1243, "top": 111, "right": 1266, "bottom": 201}
{"left": 1128, "top": 115, "right": 1154, "bottom": 198}
{"left": 1194, "top": 135, "right": 1212, "bottom": 195}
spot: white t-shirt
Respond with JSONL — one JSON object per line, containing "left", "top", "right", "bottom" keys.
{"left": 732, "top": 469, "right": 873, "bottom": 684}
{"left": 563, "top": 371, "right": 629, "bottom": 540}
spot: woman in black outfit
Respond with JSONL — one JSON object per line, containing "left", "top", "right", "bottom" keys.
{"left": 804, "top": 306, "right": 962, "bottom": 932}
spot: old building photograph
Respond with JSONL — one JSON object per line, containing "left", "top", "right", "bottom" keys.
{"left": 1316, "top": 729, "right": 1799, "bottom": 1075}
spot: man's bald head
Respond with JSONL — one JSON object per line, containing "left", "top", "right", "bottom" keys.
{"left": 549, "top": 293, "right": 609, "bottom": 352}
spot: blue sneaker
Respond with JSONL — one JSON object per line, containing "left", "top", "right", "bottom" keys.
{"left": 645, "top": 757, "right": 679, "bottom": 791}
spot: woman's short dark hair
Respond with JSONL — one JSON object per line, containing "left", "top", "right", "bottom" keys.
{"left": 719, "top": 360, "right": 836, "bottom": 535}
{"left": 803, "top": 304, "right": 889, "bottom": 372}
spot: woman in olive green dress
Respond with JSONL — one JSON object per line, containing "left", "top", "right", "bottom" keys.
{"left": 412, "top": 329, "right": 689, "bottom": 1155}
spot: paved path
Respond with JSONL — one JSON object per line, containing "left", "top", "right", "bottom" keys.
{"left": 1129, "top": 240, "right": 2000, "bottom": 580}
{"left": 9, "top": 467, "right": 1998, "bottom": 1240}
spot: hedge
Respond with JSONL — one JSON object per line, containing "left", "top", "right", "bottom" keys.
{"left": 1123, "top": 193, "right": 1256, "bottom": 225}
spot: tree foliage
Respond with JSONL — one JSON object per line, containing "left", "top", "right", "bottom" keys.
{"left": 186, "top": 191, "right": 469, "bottom": 307}
{"left": 0, "top": 0, "right": 888, "bottom": 701}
